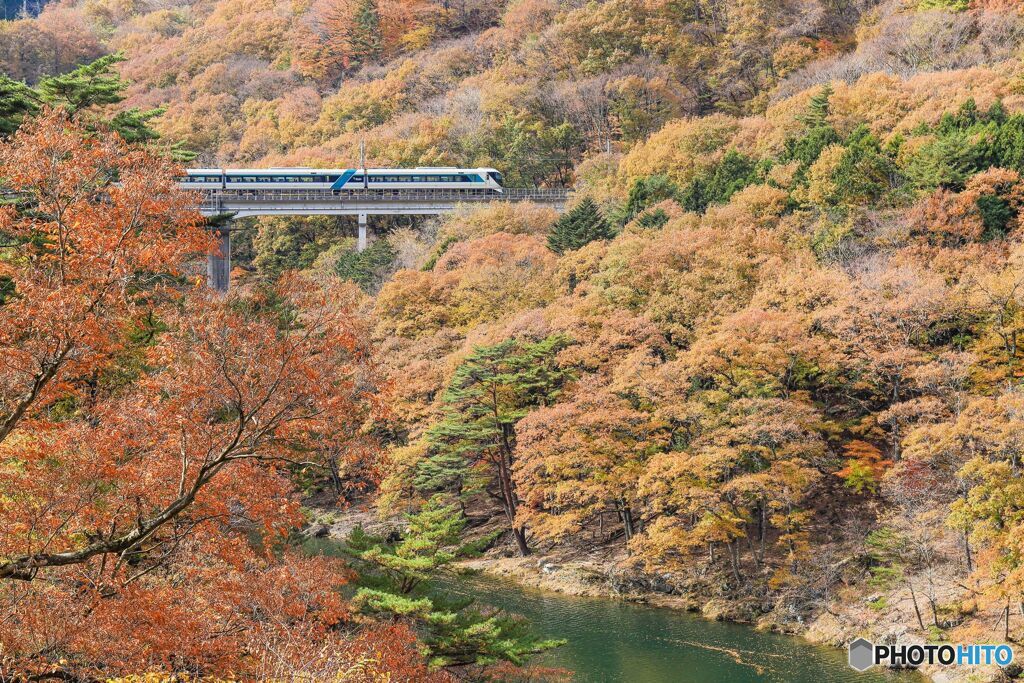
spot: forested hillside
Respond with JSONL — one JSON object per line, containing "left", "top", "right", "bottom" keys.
{"left": 7, "top": 0, "right": 1024, "bottom": 681}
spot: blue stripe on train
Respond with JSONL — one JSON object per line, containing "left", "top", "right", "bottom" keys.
{"left": 330, "top": 169, "right": 357, "bottom": 190}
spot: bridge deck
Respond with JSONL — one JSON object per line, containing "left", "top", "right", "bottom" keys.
{"left": 198, "top": 187, "right": 570, "bottom": 216}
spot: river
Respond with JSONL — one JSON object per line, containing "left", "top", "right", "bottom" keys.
{"left": 306, "top": 538, "right": 921, "bottom": 683}
{"left": 439, "top": 573, "right": 922, "bottom": 683}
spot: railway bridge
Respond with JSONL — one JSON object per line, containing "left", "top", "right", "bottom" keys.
{"left": 199, "top": 187, "right": 571, "bottom": 291}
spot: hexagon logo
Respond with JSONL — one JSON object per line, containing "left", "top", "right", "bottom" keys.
{"left": 849, "top": 638, "right": 875, "bottom": 671}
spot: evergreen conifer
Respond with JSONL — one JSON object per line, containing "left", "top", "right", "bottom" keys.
{"left": 547, "top": 197, "right": 614, "bottom": 254}
{"left": 342, "top": 497, "right": 563, "bottom": 667}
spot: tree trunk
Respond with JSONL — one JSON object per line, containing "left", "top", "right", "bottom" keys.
{"left": 964, "top": 530, "right": 974, "bottom": 573}
{"left": 744, "top": 531, "right": 761, "bottom": 570}
{"left": 907, "top": 580, "right": 926, "bottom": 631}
{"left": 728, "top": 541, "right": 742, "bottom": 585}
{"left": 328, "top": 456, "right": 343, "bottom": 495}
{"left": 1007, "top": 599, "right": 1012, "bottom": 642}
{"left": 512, "top": 526, "right": 530, "bottom": 557}
{"left": 497, "top": 425, "right": 528, "bottom": 557}
{"left": 758, "top": 504, "right": 766, "bottom": 565}
{"left": 618, "top": 499, "right": 636, "bottom": 548}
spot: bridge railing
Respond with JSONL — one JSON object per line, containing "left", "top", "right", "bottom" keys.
{"left": 197, "top": 187, "right": 570, "bottom": 210}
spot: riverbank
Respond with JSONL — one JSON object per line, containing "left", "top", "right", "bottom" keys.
{"left": 306, "top": 505, "right": 1002, "bottom": 682}
{"left": 457, "top": 554, "right": 698, "bottom": 610}
{"left": 455, "top": 553, "right": 1006, "bottom": 683}
{"left": 440, "top": 569, "right": 918, "bottom": 683}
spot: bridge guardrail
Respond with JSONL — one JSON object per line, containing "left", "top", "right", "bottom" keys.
{"left": 198, "top": 187, "right": 570, "bottom": 210}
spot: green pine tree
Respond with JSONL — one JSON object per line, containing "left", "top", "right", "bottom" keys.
{"left": 780, "top": 83, "right": 841, "bottom": 184}
{"left": 800, "top": 83, "right": 833, "bottom": 129}
{"left": 680, "top": 149, "right": 758, "bottom": 213}
{"left": 108, "top": 106, "right": 166, "bottom": 145}
{"left": 547, "top": 197, "right": 614, "bottom": 254}
{"left": 333, "top": 238, "right": 397, "bottom": 291}
{"left": 343, "top": 497, "right": 563, "bottom": 668}
{"left": 422, "top": 336, "right": 573, "bottom": 556}
{"left": 412, "top": 448, "right": 474, "bottom": 500}
{"left": 37, "top": 53, "right": 130, "bottom": 113}
{"left": 977, "top": 194, "right": 1014, "bottom": 241}
{"left": 906, "top": 131, "right": 980, "bottom": 190}
{"left": 0, "top": 54, "right": 188, "bottom": 157}
{"left": 827, "top": 125, "right": 897, "bottom": 206}
{"left": 635, "top": 208, "right": 670, "bottom": 230}
{"left": 349, "top": 0, "right": 383, "bottom": 65}
{"left": 620, "top": 174, "right": 679, "bottom": 224}
{"left": 0, "top": 75, "right": 38, "bottom": 136}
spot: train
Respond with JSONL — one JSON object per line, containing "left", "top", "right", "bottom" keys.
{"left": 179, "top": 167, "right": 505, "bottom": 192}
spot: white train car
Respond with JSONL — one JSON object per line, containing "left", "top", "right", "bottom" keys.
{"left": 178, "top": 168, "right": 226, "bottom": 189}
{"left": 178, "top": 167, "right": 505, "bottom": 192}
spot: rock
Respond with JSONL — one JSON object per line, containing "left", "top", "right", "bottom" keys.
{"left": 302, "top": 523, "right": 330, "bottom": 539}
{"left": 608, "top": 567, "right": 677, "bottom": 596}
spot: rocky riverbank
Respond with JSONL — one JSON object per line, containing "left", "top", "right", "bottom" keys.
{"left": 308, "top": 504, "right": 1008, "bottom": 683}
{"left": 455, "top": 553, "right": 1006, "bottom": 683}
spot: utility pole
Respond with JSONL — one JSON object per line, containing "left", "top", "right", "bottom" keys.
{"left": 358, "top": 138, "right": 368, "bottom": 251}
{"left": 360, "top": 138, "right": 368, "bottom": 189}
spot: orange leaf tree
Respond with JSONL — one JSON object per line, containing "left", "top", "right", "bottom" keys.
{"left": 0, "top": 111, "right": 424, "bottom": 679}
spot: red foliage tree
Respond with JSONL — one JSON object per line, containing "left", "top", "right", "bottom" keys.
{"left": 0, "top": 111, "right": 433, "bottom": 680}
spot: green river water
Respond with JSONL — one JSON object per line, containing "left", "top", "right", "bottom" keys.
{"left": 439, "top": 574, "right": 923, "bottom": 683}
{"left": 306, "top": 538, "right": 922, "bottom": 683}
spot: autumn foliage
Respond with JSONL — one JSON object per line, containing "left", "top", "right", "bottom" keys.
{"left": 0, "top": 112, "right": 445, "bottom": 680}
{"left": 12, "top": 0, "right": 1024, "bottom": 669}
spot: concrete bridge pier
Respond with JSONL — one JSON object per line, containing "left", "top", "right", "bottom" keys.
{"left": 358, "top": 213, "right": 368, "bottom": 252}
{"left": 194, "top": 187, "right": 572, "bottom": 291}
{"left": 207, "top": 228, "right": 231, "bottom": 293}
